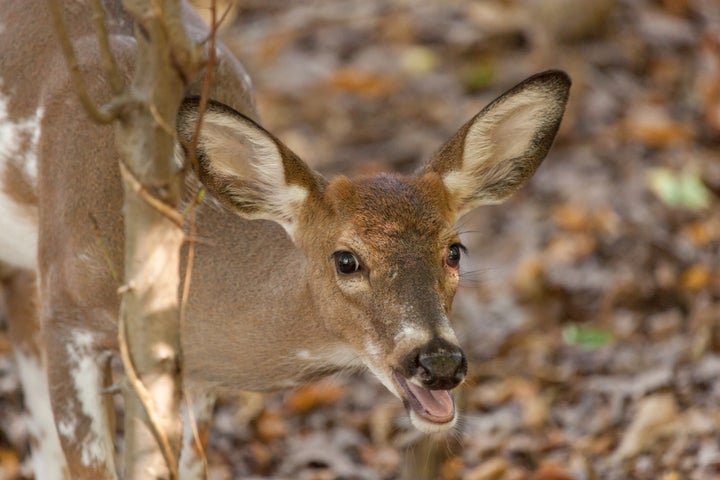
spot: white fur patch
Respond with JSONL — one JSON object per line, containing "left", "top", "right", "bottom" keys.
{"left": 0, "top": 92, "right": 41, "bottom": 269}
{"left": 393, "top": 323, "right": 431, "bottom": 346}
{"left": 295, "top": 344, "right": 363, "bottom": 369}
{"left": 65, "top": 331, "right": 116, "bottom": 473}
{"left": 0, "top": 191, "right": 38, "bottom": 269}
{"left": 14, "top": 352, "right": 69, "bottom": 480}
{"left": 409, "top": 409, "right": 458, "bottom": 433}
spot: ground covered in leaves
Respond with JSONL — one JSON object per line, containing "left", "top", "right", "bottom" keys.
{"left": 1, "top": 0, "right": 720, "bottom": 479}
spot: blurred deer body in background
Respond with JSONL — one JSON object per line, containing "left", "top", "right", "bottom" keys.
{"left": 0, "top": 0, "right": 569, "bottom": 478}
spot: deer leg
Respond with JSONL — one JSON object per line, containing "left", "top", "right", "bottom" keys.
{"left": 45, "top": 320, "right": 118, "bottom": 480}
{"left": 179, "top": 389, "right": 216, "bottom": 480}
{"left": 2, "top": 269, "right": 70, "bottom": 480}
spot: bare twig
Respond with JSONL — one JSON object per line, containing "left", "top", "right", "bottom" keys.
{"left": 149, "top": 102, "right": 181, "bottom": 139}
{"left": 178, "top": 3, "right": 219, "bottom": 473}
{"left": 47, "top": 0, "right": 116, "bottom": 124}
{"left": 184, "top": 391, "right": 209, "bottom": 477}
{"left": 90, "top": 0, "right": 124, "bottom": 94}
{"left": 118, "top": 307, "right": 179, "bottom": 479}
{"left": 119, "top": 159, "right": 185, "bottom": 228}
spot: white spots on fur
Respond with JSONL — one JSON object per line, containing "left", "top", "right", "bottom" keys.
{"left": 0, "top": 92, "right": 41, "bottom": 269}
{"left": 0, "top": 91, "right": 42, "bottom": 181}
{"left": 57, "top": 416, "right": 77, "bottom": 439}
{"left": 65, "top": 331, "right": 116, "bottom": 473}
{"left": 14, "top": 352, "right": 69, "bottom": 480}
{"left": 0, "top": 190, "right": 38, "bottom": 269}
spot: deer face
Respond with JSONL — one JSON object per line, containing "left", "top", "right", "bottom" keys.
{"left": 296, "top": 173, "right": 467, "bottom": 430}
{"left": 177, "top": 70, "right": 570, "bottom": 432}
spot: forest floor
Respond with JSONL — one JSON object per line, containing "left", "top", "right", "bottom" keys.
{"left": 2, "top": 0, "right": 720, "bottom": 479}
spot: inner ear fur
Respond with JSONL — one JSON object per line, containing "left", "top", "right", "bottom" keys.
{"left": 422, "top": 70, "right": 571, "bottom": 216}
{"left": 176, "top": 96, "right": 326, "bottom": 232}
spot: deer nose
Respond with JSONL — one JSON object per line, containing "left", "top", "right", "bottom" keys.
{"left": 414, "top": 340, "right": 467, "bottom": 390}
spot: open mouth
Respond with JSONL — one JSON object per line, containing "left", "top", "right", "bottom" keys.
{"left": 392, "top": 370, "right": 455, "bottom": 425}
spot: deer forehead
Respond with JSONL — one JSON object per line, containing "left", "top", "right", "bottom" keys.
{"left": 325, "top": 173, "right": 456, "bottom": 250}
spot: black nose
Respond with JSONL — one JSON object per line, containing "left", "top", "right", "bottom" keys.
{"left": 406, "top": 338, "right": 467, "bottom": 390}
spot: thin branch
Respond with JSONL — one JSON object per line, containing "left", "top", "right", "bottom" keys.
{"left": 215, "top": 0, "right": 235, "bottom": 31}
{"left": 119, "top": 159, "right": 185, "bottom": 228}
{"left": 149, "top": 102, "right": 180, "bottom": 139}
{"left": 47, "top": 0, "right": 117, "bottom": 124}
{"left": 178, "top": 2, "right": 218, "bottom": 472}
{"left": 118, "top": 303, "right": 179, "bottom": 479}
{"left": 183, "top": 391, "right": 209, "bottom": 477}
{"left": 90, "top": 0, "right": 124, "bottom": 94}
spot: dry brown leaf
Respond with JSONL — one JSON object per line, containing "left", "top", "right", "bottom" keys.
{"left": 463, "top": 456, "right": 510, "bottom": 480}
{"left": 358, "top": 445, "right": 401, "bottom": 475}
{"left": 248, "top": 441, "right": 273, "bottom": 473}
{"left": 512, "top": 256, "right": 546, "bottom": 300}
{"left": 328, "top": 68, "right": 400, "bottom": 99}
{"left": 623, "top": 104, "right": 693, "bottom": 147}
{"left": 285, "top": 380, "right": 346, "bottom": 414}
{"left": 680, "top": 265, "right": 712, "bottom": 292}
{"left": 256, "top": 409, "right": 287, "bottom": 442}
{"left": 613, "top": 393, "right": 680, "bottom": 460}
{"left": 545, "top": 233, "right": 597, "bottom": 263}
{"left": 522, "top": 395, "right": 550, "bottom": 430}
{"left": 529, "top": 461, "right": 576, "bottom": 480}
{"left": 0, "top": 448, "right": 20, "bottom": 480}
{"left": 552, "top": 205, "right": 594, "bottom": 231}
{"left": 442, "top": 456, "right": 465, "bottom": 480}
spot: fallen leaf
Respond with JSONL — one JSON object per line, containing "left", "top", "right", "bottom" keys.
{"left": 680, "top": 265, "right": 712, "bottom": 292}
{"left": 562, "top": 323, "right": 613, "bottom": 349}
{"left": 328, "top": 68, "right": 400, "bottom": 99}
{"left": 613, "top": 393, "right": 680, "bottom": 460}
{"left": 463, "top": 456, "right": 510, "bottom": 480}
{"left": 285, "top": 380, "right": 346, "bottom": 414}
{"left": 256, "top": 409, "right": 287, "bottom": 442}
{"left": 648, "top": 168, "right": 711, "bottom": 210}
{"left": 529, "top": 461, "right": 576, "bottom": 480}
{"left": 624, "top": 104, "right": 693, "bottom": 147}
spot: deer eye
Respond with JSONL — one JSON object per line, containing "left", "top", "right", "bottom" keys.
{"left": 445, "top": 243, "right": 464, "bottom": 269}
{"left": 334, "top": 251, "right": 361, "bottom": 275}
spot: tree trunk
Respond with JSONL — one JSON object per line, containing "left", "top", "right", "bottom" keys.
{"left": 114, "top": 1, "right": 201, "bottom": 478}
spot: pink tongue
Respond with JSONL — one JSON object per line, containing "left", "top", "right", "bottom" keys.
{"left": 406, "top": 381, "right": 454, "bottom": 419}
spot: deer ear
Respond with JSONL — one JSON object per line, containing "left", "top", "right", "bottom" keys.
{"left": 177, "top": 97, "right": 325, "bottom": 235}
{"left": 423, "top": 70, "right": 570, "bottom": 217}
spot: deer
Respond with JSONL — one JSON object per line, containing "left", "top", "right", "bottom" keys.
{"left": 0, "top": 0, "right": 570, "bottom": 478}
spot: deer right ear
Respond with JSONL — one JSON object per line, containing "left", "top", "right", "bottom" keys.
{"left": 176, "top": 97, "right": 325, "bottom": 235}
{"left": 423, "top": 70, "right": 570, "bottom": 218}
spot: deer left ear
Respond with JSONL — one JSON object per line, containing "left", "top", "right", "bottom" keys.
{"left": 423, "top": 70, "right": 570, "bottom": 218}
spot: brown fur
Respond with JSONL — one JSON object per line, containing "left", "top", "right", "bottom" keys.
{"left": 0, "top": 0, "right": 569, "bottom": 477}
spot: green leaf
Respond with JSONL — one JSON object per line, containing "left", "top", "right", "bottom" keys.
{"left": 562, "top": 323, "right": 613, "bottom": 349}
{"left": 648, "top": 168, "right": 711, "bottom": 210}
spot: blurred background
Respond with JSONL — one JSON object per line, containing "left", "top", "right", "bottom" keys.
{"left": 2, "top": 0, "right": 720, "bottom": 478}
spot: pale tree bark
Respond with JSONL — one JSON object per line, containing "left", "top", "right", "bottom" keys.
{"left": 114, "top": 1, "right": 202, "bottom": 478}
